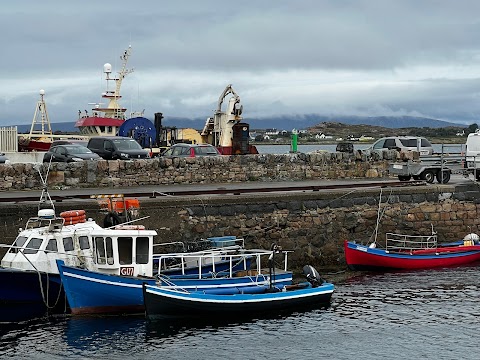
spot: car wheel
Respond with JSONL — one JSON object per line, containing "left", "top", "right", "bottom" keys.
{"left": 421, "top": 170, "right": 436, "bottom": 183}
{"left": 436, "top": 170, "right": 451, "bottom": 184}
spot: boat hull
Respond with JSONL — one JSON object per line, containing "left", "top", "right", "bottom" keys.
{"left": 18, "top": 138, "right": 52, "bottom": 152}
{"left": 344, "top": 240, "right": 480, "bottom": 270}
{"left": 57, "top": 260, "right": 293, "bottom": 315}
{"left": 0, "top": 268, "right": 65, "bottom": 321}
{"left": 143, "top": 283, "right": 334, "bottom": 319}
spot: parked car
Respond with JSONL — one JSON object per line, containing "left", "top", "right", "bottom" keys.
{"left": 0, "top": 153, "right": 10, "bottom": 164}
{"left": 87, "top": 136, "right": 150, "bottom": 160}
{"left": 161, "top": 143, "right": 221, "bottom": 157}
{"left": 368, "top": 136, "right": 434, "bottom": 155}
{"left": 43, "top": 145, "right": 101, "bottom": 163}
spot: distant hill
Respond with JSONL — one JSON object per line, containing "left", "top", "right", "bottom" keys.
{"left": 15, "top": 114, "right": 471, "bottom": 134}
{"left": 159, "top": 114, "right": 469, "bottom": 130}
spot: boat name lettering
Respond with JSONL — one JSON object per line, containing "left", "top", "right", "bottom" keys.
{"left": 120, "top": 267, "right": 134, "bottom": 276}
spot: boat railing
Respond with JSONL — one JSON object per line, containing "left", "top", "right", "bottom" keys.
{"left": 25, "top": 216, "right": 64, "bottom": 231}
{"left": 386, "top": 232, "right": 438, "bottom": 251}
{"left": 152, "top": 237, "right": 245, "bottom": 254}
{"left": 155, "top": 248, "right": 291, "bottom": 279}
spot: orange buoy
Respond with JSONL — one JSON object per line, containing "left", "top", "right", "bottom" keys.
{"left": 60, "top": 210, "right": 86, "bottom": 218}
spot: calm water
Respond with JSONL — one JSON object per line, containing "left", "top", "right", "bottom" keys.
{"left": 256, "top": 143, "right": 462, "bottom": 154}
{"left": 1, "top": 265, "right": 478, "bottom": 360}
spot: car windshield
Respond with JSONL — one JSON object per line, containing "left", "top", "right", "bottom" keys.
{"left": 399, "top": 139, "right": 423, "bottom": 147}
{"left": 194, "top": 146, "right": 218, "bottom": 155}
{"left": 67, "top": 145, "right": 94, "bottom": 154}
{"left": 112, "top": 139, "right": 142, "bottom": 150}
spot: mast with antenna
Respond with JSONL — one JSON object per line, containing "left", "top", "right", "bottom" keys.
{"left": 94, "top": 45, "right": 134, "bottom": 120}
{"left": 29, "top": 89, "right": 53, "bottom": 139}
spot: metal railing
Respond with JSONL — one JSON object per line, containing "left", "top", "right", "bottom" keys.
{"left": 386, "top": 232, "right": 438, "bottom": 251}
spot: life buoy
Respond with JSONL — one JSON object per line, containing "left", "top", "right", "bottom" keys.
{"left": 63, "top": 215, "right": 87, "bottom": 225}
{"left": 60, "top": 210, "right": 86, "bottom": 218}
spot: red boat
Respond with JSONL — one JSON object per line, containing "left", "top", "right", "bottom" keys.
{"left": 344, "top": 232, "right": 480, "bottom": 270}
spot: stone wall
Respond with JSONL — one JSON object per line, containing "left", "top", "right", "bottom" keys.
{"left": 0, "top": 150, "right": 398, "bottom": 190}
{"left": 1, "top": 182, "right": 479, "bottom": 272}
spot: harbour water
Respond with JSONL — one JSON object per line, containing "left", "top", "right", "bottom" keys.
{"left": 255, "top": 143, "right": 462, "bottom": 154}
{"left": 1, "top": 265, "right": 478, "bottom": 359}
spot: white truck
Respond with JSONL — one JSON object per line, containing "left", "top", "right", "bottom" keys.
{"left": 388, "top": 133, "right": 480, "bottom": 184}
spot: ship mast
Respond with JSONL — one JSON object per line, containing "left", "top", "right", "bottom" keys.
{"left": 29, "top": 89, "right": 53, "bottom": 138}
{"left": 95, "top": 45, "right": 134, "bottom": 119}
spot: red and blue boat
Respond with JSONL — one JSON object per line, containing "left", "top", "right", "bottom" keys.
{"left": 344, "top": 232, "right": 480, "bottom": 270}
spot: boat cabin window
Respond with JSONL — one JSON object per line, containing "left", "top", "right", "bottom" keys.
{"left": 24, "top": 237, "right": 43, "bottom": 254}
{"left": 136, "top": 237, "right": 149, "bottom": 264}
{"left": 63, "top": 237, "right": 74, "bottom": 251}
{"left": 118, "top": 237, "right": 133, "bottom": 265}
{"left": 95, "top": 237, "right": 106, "bottom": 264}
{"left": 94, "top": 236, "right": 114, "bottom": 265}
{"left": 8, "top": 236, "right": 28, "bottom": 253}
{"left": 79, "top": 236, "right": 90, "bottom": 250}
{"left": 46, "top": 238, "right": 58, "bottom": 252}
{"left": 106, "top": 237, "right": 114, "bottom": 265}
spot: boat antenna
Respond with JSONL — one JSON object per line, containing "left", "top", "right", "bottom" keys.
{"left": 34, "top": 161, "right": 55, "bottom": 212}
{"left": 372, "top": 188, "right": 383, "bottom": 245}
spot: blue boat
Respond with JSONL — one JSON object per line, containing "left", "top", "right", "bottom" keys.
{"left": 56, "top": 248, "right": 294, "bottom": 315}
{"left": 143, "top": 266, "right": 335, "bottom": 320}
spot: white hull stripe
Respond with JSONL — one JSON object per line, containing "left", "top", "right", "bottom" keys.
{"left": 145, "top": 286, "right": 334, "bottom": 304}
{"left": 63, "top": 271, "right": 292, "bottom": 290}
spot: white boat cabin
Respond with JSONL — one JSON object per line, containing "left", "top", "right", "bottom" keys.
{"left": 1, "top": 210, "right": 157, "bottom": 277}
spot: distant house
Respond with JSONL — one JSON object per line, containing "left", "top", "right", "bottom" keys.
{"left": 315, "top": 133, "right": 333, "bottom": 140}
{"left": 265, "top": 128, "right": 279, "bottom": 136}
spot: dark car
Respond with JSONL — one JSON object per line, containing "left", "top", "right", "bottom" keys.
{"left": 161, "top": 143, "right": 221, "bottom": 157}
{"left": 87, "top": 136, "right": 150, "bottom": 160}
{"left": 43, "top": 145, "right": 101, "bottom": 163}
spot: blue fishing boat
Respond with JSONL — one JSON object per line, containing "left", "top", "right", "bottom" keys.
{"left": 143, "top": 266, "right": 334, "bottom": 319}
{"left": 56, "top": 247, "right": 293, "bottom": 315}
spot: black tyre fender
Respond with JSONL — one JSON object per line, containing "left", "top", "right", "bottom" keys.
{"left": 103, "top": 212, "right": 122, "bottom": 227}
{"left": 398, "top": 175, "right": 412, "bottom": 181}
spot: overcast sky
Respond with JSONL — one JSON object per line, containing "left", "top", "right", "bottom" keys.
{"left": 2, "top": 0, "right": 480, "bottom": 126}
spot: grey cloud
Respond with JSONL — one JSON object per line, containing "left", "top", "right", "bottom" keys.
{"left": 2, "top": 0, "right": 480, "bottom": 125}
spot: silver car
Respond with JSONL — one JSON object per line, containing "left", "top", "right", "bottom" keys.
{"left": 0, "top": 153, "right": 9, "bottom": 164}
{"left": 370, "top": 136, "right": 434, "bottom": 155}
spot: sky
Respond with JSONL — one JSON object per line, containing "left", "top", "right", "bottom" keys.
{"left": 2, "top": 0, "right": 480, "bottom": 126}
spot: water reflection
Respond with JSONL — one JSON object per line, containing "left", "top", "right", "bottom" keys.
{"left": 1, "top": 266, "right": 479, "bottom": 360}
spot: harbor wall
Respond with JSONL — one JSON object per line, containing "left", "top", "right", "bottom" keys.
{"left": 1, "top": 182, "right": 479, "bottom": 271}
{"left": 0, "top": 151, "right": 400, "bottom": 190}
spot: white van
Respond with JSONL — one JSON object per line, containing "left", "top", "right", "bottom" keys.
{"left": 465, "top": 130, "right": 480, "bottom": 167}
